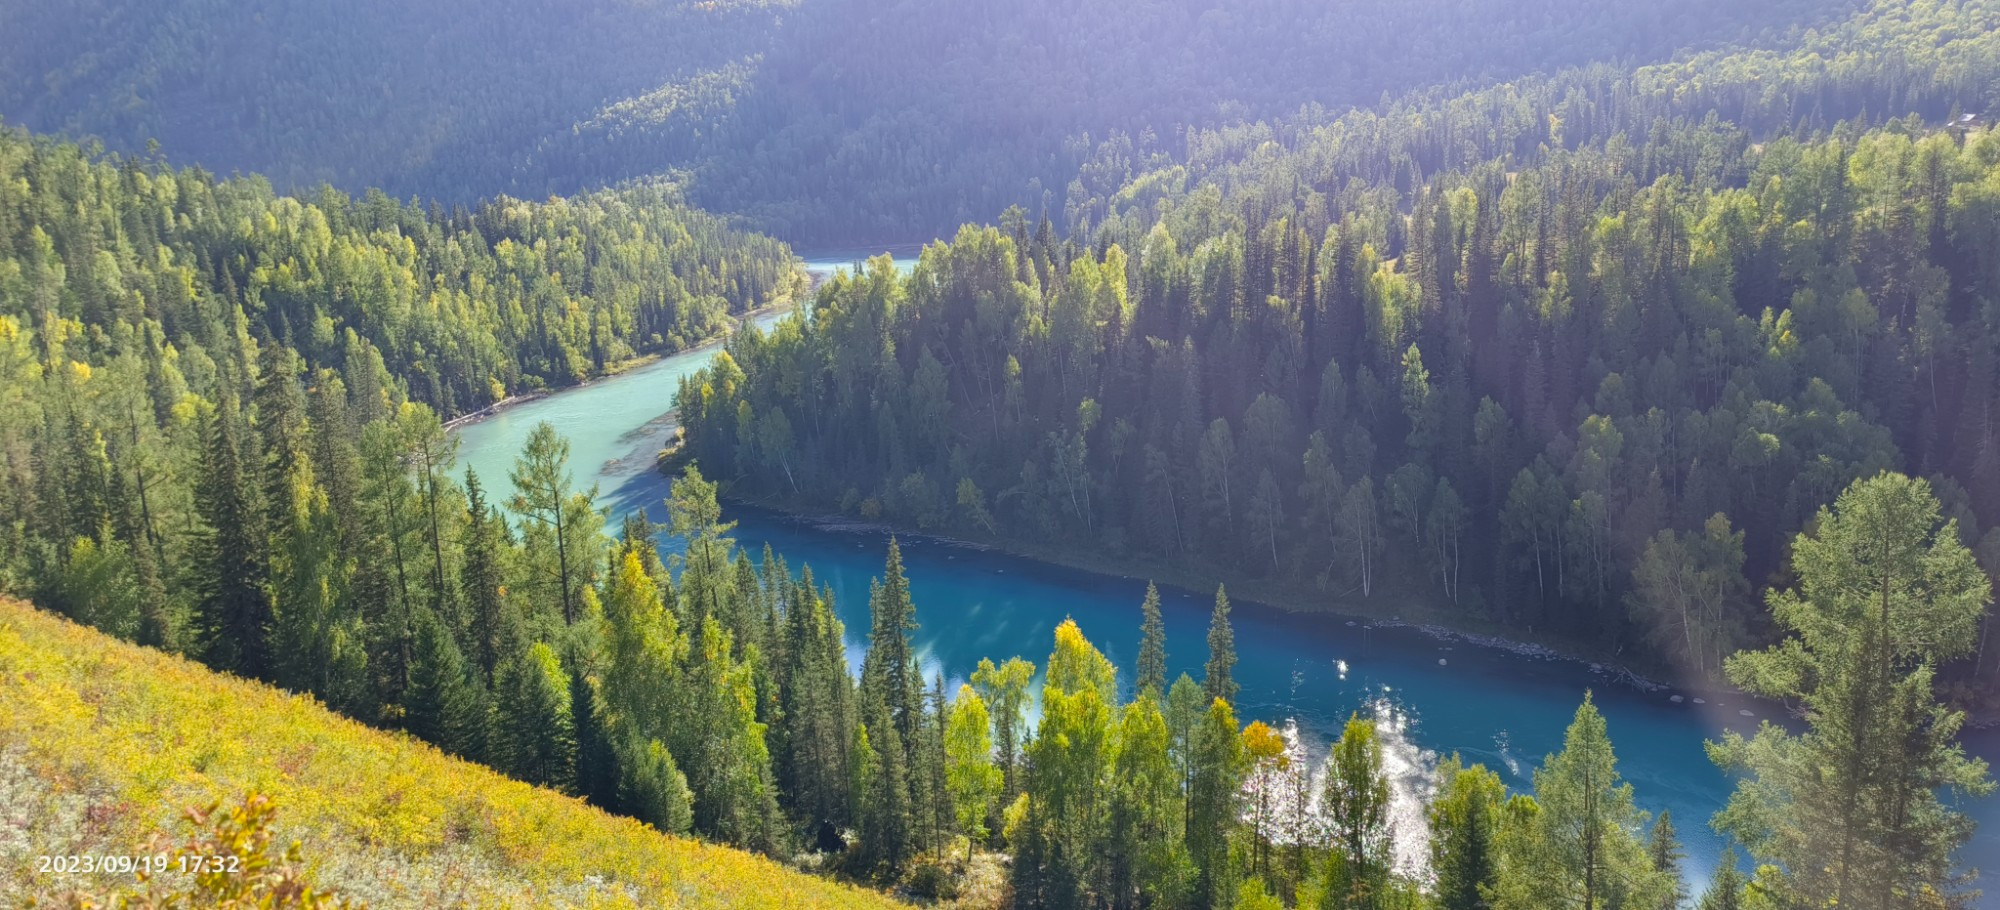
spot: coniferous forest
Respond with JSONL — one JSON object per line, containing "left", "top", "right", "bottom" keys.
{"left": 3, "top": 0, "right": 2000, "bottom": 908}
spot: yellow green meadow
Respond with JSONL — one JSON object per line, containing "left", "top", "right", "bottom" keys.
{"left": 0, "top": 599, "right": 907, "bottom": 909}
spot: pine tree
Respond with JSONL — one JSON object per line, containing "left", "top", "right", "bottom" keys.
{"left": 1136, "top": 581, "right": 1168, "bottom": 699}
{"left": 572, "top": 669, "right": 621, "bottom": 812}
{"left": 618, "top": 735, "right": 695, "bottom": 835}
{"left": 1203, "top": 584, "right": 1238, "bottom": 705}
{"left": 1695, "top": 851, "right": 1744, "bottom": 910}
{"left": 403, "top": 605, "right": 488, "bottom": 761}
{"left": 458, "top": 469, "right": 516, "bottom": 687}
{"left": 1645, "top": 812, "right": 1684, "bottom": 910}
{"left": 1710, "top": 473, "right": 1995, "bottom": 909}
{"left": 509, "top": 422, "right": 600, "bottom": 625}
{"left": 857, "top": 695, "right": 912, "bottom": 875}
{"left": 1187, "top": 696, "right": 1244, "bottom": 908}
{"left": 1495, "top": 693, "right": 1669, "bottom": 910}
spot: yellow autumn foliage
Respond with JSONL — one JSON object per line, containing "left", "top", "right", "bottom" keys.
{"left": 0, "top": 599, "right": 907, "bottom": 910}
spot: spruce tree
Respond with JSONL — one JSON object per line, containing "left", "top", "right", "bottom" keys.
{"left": 920, "top": 673, "right": 952, "bottom": 858}
{"left": 681, "top": 614, "right": 783, "bottom": 850}
{"left": 458, "top": 469, "right": 516, "bottom": 687}
{"left": 781, "top": 577, "right": 857, "bottom": 830}
{"left": 1430, "top": 755, "right": 1504, "bottom": 910}
{"left": 1203, "top": 584, "right": 1238, "bottom": 705}
{"left": 495, "top": 642, "right": 577, "bottom": 792}
{"left": 572, "top": 669, "right": 621, "bottom": 812}
{"left": 403, "top": 605, "right": 488, "bottom": 761}
{"left": 1646, "top": 811, "right": 1684, "bottom": 910}
{"left": 857, "top": 695, "right": 912, "bottom": 875}
{"left": 1696, "top": 851, "right": 1744, "bottom": 910}
{"left": 666, "top": 463, "right": 737, "bottom": 622}
{"left": 1165, "top": 674, "right": 1205, "bottom": 837}
{"left": 190, "top": 399, "right": 274, "bottom": 680}
{"left": 1137, "top": 581, "right": 1168, "bottom": 699}
{"left": 860, "top": 539, "right": 921, "bottom": 748}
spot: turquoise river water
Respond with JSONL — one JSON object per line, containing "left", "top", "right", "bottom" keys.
{"left": 452, "top": 252, "right": 2000, "bottom": 895}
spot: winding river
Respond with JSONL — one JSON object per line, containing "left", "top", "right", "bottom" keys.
{"left": 453, "top": 249, "right": 2000, "bottom": 893}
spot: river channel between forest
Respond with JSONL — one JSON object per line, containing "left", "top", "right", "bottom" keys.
{"left": 452, "top": 249, "right": 2000, "bottom": 894}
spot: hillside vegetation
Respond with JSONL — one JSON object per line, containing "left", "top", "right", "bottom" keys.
{"left": 0, "top": 597, "right": 906, "bottom": 910}
{"left": 0, "top": 0, "right": 1852, "bottom": 241}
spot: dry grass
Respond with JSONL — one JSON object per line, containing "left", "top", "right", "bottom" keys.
{"left": 0, "top": 599, "right": 907, "bottom": 909}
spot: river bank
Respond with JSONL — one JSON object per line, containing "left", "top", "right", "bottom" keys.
{"left": 443, "top": 297, "right": 801, "bottom": 434}
{"left": 709, "top": 485, "right": 1773, "bottom": 706}
{"left": 452, "top": 334, "right": 2000, "bottom": 889}
{"left": 446, "top": 298, "right": 2000, "bottom": 890}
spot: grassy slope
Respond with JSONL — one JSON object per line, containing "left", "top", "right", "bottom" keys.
{"left": 0, "top": 598, "right": 904, "bottom": 909}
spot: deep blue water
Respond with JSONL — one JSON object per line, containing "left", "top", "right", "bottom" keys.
{"left": 452, "top": 248, "right": 2000, "bottom": 896}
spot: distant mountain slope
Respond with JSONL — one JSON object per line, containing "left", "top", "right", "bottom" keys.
{"left": 0, "top": 598, "right": 906, "bottom": 910}
{"left": 0, "top": 0, "right": 1856, "bottom": 242}
{"left": 0, "top": 0, "right": 799, "bottom": 192}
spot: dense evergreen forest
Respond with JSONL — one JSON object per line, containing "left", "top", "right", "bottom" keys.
{"left": 1, "top": 0, "right": 1997, "bottom": 908}
{"left": 680, "top": 0, "right": 2000, "bottom": 704}
{"left": 0, "top": 127, "right": 801, "bottom": 425}
{"left": 0, "top": 0, "right": 1853, "bottom": 242}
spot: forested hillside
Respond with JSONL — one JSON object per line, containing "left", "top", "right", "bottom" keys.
{"left": 3, "top": 0, "right": 1999, "bottom": 907}
{"left": 678, "top": 0, "right": 2000, "bottom": 695}
{"left": 0, "top": 0, "right": 1852, "bottom": 241}
{"left": 0, "top": 0, "right": 800, "bottom": 198}
{"left": 0, "top": 126, "right": 801, "bottom": 426}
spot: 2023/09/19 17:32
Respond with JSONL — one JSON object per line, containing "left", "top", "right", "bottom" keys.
{"left": 36, "top": 854, "right": 244, "bottom": 877}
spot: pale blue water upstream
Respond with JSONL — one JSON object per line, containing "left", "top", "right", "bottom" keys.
{"left": 453, "top": 252, "right": 2000, "bottom": 896}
